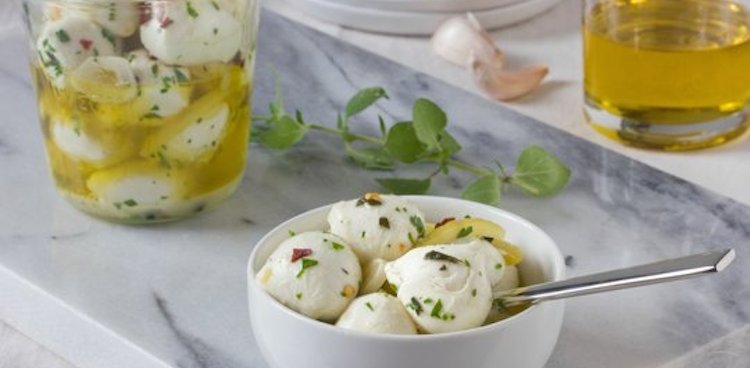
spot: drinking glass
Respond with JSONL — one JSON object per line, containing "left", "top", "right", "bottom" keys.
{"left": 20, "top": 0, "right": 259, "bottom": 223}
{"left": 583, "top": 0, "right": 750, "bottom": 150}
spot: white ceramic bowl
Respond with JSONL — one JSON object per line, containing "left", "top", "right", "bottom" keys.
{"left": 247, "top": 196, "right": 566, "bottom": 368}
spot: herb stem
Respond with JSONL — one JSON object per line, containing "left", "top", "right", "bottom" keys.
{"left": 309, "top": 124, "right": 383, "bottom": 145}
{"left": 447, "top": 159, "right": 492, "bottom": 176}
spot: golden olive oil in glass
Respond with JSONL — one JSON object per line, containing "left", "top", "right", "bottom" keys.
{"left": 583, "top": 0, "right": 750, "bottom": 150}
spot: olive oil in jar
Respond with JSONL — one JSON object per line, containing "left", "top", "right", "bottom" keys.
{"left": 583, "top": 0, "right": 750, "bottom": 150}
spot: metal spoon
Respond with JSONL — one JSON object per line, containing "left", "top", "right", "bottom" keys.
{"left": 495, "top": 249, "right": 736, "bottom": 307}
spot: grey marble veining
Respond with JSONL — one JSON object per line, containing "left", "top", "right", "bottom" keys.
{"left": 1, "top": 10, "right": 749, "bottom": 368}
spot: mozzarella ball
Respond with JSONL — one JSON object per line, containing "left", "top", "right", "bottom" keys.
{"left": 328, "top": 193, "right": 426, "bottom": 263}
{"left": 127, "top": 50, "right": 191, "bottom": 118}
{"left": 45, "top": 0, "right": 139, "bottom": 37}
{"left": 140, "top": 0, "right": 242, "bottom": 65}
{"left": 486, "top": 265, "right": 521, "bottom": 324}
{"left": 336, "top": 293, "right": 417, "bottom": 335}
{"left": 360, "top": 258, "right": 388, "bottom": 295}
{"left": 257, "top": 231, "right": 362, "bottom": 322}
{"left": 36, "top": 15, "right": 118, "bottom": 87}
{"left": 70, "top": 56, "right": 138, "bottom": 104}
{"left": 384, "top": 240, "right": 505, "bottom": 334}
{"left": 50, "top": 116, "right": 130, "bottom": 167}
{"left": 87, "top": 160, "right": 188, "bottom": 211}
{"left": 51, "top": 117, "right": 106, "bottom": 164}
{"left": 140, "top": 93, "right": 229, "bottom": 164}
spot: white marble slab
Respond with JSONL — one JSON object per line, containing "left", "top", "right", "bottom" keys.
{"left": 1, "top": 8, "right": 749, "bottom": 368}
{"left": 263, "top": 0, "right": 750, "bottom": 207}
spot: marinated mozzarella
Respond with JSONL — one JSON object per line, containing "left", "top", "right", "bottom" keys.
{"left": 360, "top": 258, "right": 388, "bottom": 295}
{"left": 140, "top": 94, "right": 229, "bottom": 164}
{"left": 257, "top": 231, "right": 362, "bottom": 322}
{"left": 336, "top": 293, "right": 417, "bottom": 335}
{"left": 384, "top": 240, "right": 505, "bottom": 334}
{"left": 486, "top": 265, "right": 521, "bottom": 324}
{"left": 70, "top": 56, "right": 138, "bottom": 104}
{"left": 36, "top": 15, "right": 118, "bottom": 87}
{"left": 140, "top": 0, "right": 242, "bottom": 65}
{"left": 51, "top": 117, "right": 108, "bottom": 164}
{"left": 328, "top": 193, "right": 426, "bottom": 263}
{"left": 127, "top": 50, "right": 191, "bottom": 118}
{"left": 87, "top": 160, "right": 188, "bottom": 210}
{"left": 45, "top": 0, "right": 139, "bottom": 37}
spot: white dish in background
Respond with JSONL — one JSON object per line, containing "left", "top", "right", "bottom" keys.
{"left": 283, "top": 0, "right": 562, "bottom": 35}
{"left": 247, "top": 196, "right": 566, "bottom": 368}
{"left": 323, "top": 0, "right": 527, "bottom": 12}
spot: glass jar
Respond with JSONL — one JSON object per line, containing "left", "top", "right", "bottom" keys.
{"left": 20, "top": 0, "right": 259, "bottom": 223}
{"left": 583, "top": 0, "right": 750, "bottom": 150}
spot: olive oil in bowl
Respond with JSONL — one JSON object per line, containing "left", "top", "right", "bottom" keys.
{"left": 584, "top": 0, "right": 750, "bottom": 150}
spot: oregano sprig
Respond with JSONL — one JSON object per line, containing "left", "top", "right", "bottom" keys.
{"left": 252, "top": 78, "right": 571, "bottom": 206}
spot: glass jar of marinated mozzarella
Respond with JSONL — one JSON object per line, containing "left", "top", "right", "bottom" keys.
{"left": 21, "top": 0, "right": 259, "bottom": 223}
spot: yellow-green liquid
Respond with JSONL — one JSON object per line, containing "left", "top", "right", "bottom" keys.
{"left": 584, "top": 0, "right": 750, "bottom": 149}
{"left": 34, "top": 64, "right": 251, "bottom": 222}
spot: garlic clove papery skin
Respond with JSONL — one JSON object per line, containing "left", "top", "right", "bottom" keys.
{"left": 472, "top": 61, "right": 549, "bottom": 101}
{"left": 431, "top": 13, "right": 504, "bottom": 68}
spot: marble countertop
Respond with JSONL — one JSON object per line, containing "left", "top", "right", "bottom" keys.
{"left": 1, "top": 1, "right": 750, "bottom": 368}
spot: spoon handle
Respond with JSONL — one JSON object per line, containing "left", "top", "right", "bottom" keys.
{"left": 495, "top": 249, "right": 735, "bottom": 306}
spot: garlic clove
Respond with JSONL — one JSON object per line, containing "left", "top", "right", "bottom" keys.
{"left": 431, "top": 13, "right": 503, "bottom": 68}
{"left": 472, "top": 62, "right": 549, "bottom": 101}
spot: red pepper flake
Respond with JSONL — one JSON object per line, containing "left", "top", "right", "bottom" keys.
{"left": 159, "top": 16, "right": 174, "bottom": 28}
{"left": 291, "top": 248, "right": 313, "bottom": 263}
{"left": 138, "top": 3, "right": 152, "bottom": 24}
{"left": 79, "top": 39, "right": 93, "bottom": 50}
{"left": 435, "top": 217, "right": 456, "bottom": 228}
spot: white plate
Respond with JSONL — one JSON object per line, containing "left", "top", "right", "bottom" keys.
{"left": 322, "top": 0, "right": 528, "bottom": 12}
{"left": 284, "top": 0, "right": 562, "bottom": 35}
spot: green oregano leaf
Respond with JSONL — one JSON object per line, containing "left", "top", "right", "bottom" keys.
{"left": 376, "top": 178, "right": 431, "bottom": 195}
{"left": 345, "top": 87, "right": 388, "bottom": 118}
{"left": 462, "top": 174, "right": 501, "bottom": 206}
{"left": 512, "top": 146, "right": 571, "bottom": 197}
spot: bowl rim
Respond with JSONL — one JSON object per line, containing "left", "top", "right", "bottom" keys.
{"left": 247, "top": 195, "right": 566, "bottom": 341}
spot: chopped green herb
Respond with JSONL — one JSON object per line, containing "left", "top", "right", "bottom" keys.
{"left": 425, "top": 250, "right": 461, "bottom": 264}
{"left": 295, "top": 293, "right": 302, "bottom": 300}
{"left": 471, "top": 289, "right": 477, "bottom": 297}
{"left": 331, "top": 242, "right": 345, "bottom": 251}
{"left": 439, "top": 264, "right": 447, "bottom": 271}
{"left": 210, "top": 0, "right": 220, "bottom": 10}
{"left": 361, "top": 231, "right": 366, "bottom": 238}
{"left": 482, "top": 236, "right": 494, "bottom": 243}
{"left": 55, "top": 30, "right": 70, "bottom": 43}
{"left": 142, "top": 112, "right": 163, "bottom": 120}
{"left": 463, "top": 259, "right": 471, "bottom": 267}
{"left": 365, "top": 302, "right": 374, "bottom": 311}
{"left": 457, "top": 226, "right": 473, "bottom": 238}
{"left": 407, "top": 297, "right": 423, "bottom": 315}
{"left": 408, "top": 232, "right": 416, "bottom": 246}
{"left": 113, "top": 202, "right": 122, "bottom": 210}
{"left": 296, "top": 258, "right": 319, "bottom": 278}
{"left": 379, "top": 217, "right": 391, "bottom": 229}
{"left": 423, "top": 298, "right": 434, "bottom": 304}
{"left": 101, "top": 29, "right": 116, "bottom": 48}
{"left": 186, "top": 1, "right": 199, "bottom": 17}
{"left": 213, "top": 27, "right": 218, "bottom": 35}
{"left": 495, "top": 263, "right": 503, "bottom": 270}
{"left": 341, "top": 267, "right": 349, "bottom": 275}
{"left": 410, "top": 216, "right": 425, "bottom": 238}
{"left": 151, "top": 63, "right": 159, "bottom": 77}
{"left": 174, "top": 69, "right": 188, "bottom": 83}
{"left": 430, "top": 299, "right": 443, "bottom": 318}
{"left": 157, "top": 151, "right": 171, "bottom": 169}
{"left": 150, "top": 104, "right": 160, "bottom": 111}
{"left": 464, "top": 215, "right": 472, "bottom": 219}
{"left": 123, "top": 199, "right": 138, "bottom": 207}
{"left": 288, "top": 230, "right": 296, "bottom": 237}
